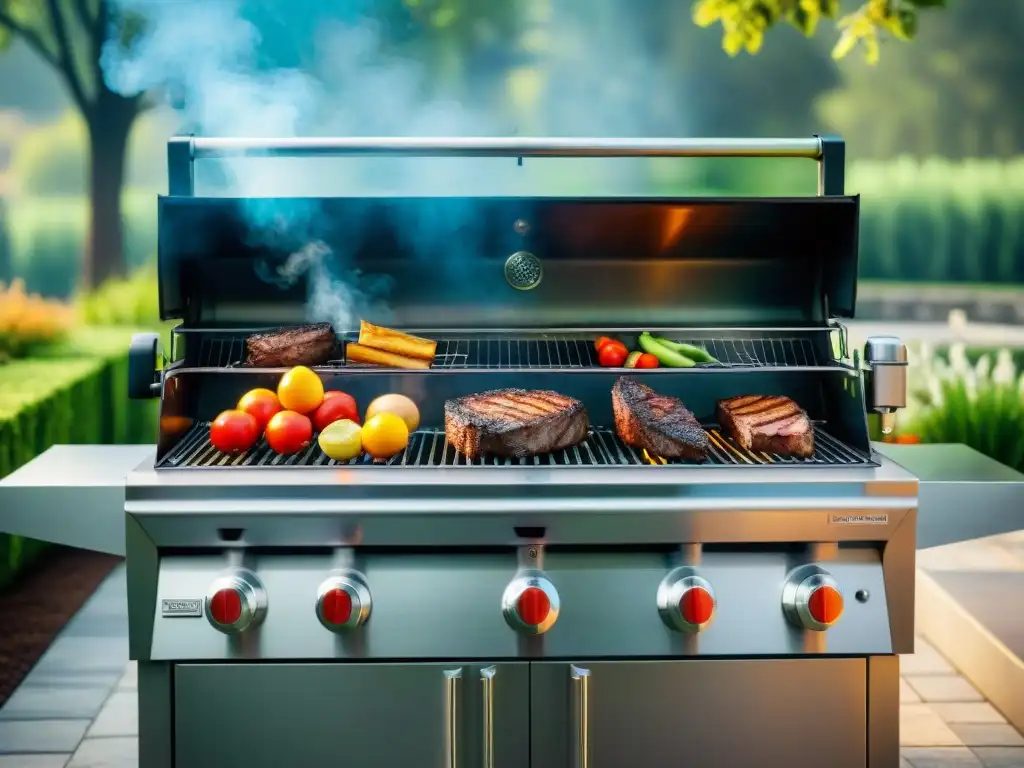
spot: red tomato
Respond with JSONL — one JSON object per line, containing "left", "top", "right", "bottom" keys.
{"left": 634, "top": 353, "right": 660, "bottom": 369}
{"left": 237, "top": 388, "right": 282, "bottom": 433}
{"left": 210, "top": 410, "right": 259, "bottom": 455}
{"left": 314, "top": 391, "right": 360, "bottom": 431}
{"left": 598, "top": 343, "right": 629, "bottom": 367}
{"left": 265, "top": 411, "right": 313, "bottom": 455}
{"left": 594, "top": 336, "right": 618, "bottom": 353}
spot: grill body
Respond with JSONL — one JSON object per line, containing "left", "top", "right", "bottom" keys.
{"left": 128, "top": 135, "right": 911, "bottom": 768}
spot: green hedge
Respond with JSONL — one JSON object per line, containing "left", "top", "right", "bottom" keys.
{"left": 2, "top": 158, "right": 1024, "bottom": 297}
{"left": 853, "top": 158, "right": 1024, "bottom": 284}
{"left": 0, "top": 328, "right": 159, "bottom": 589}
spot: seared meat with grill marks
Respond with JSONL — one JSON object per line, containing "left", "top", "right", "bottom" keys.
{"left": 716, "top": 395, "right": 814, "bottom": 458}
{"left": 244, "top": 324, "right": 336, "bottom": 367}
{"left": 445, "top": 389, "right": 589, "bottom": 458}
{"left": 612, "top": 376, "right": 708, "bottom": 461}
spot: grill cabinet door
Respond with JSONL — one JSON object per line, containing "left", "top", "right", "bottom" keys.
{"left": 530, "top": 659, "right": 867, "bottom": 768}
{"left": 174, "top": 662, "right": 529, "bottom": 768}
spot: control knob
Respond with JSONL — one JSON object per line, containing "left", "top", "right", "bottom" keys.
{"left": 205, "top": 568, "right": 267, "bottom": 634}
{"left": 782, "top": 564, "right": 844, "bottom": 632}
{"left": 316, "top": 570, "right": 372, "bottom": 632}
{"left": 502, "top": 571, "right": 559, "bottom": 634}
{"left": 657, "top": 566, "right": 717, "bottom": 633}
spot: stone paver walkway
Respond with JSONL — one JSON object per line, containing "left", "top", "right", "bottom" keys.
{"left": 0, "top": 564, "right": 1021, "bottom": 767}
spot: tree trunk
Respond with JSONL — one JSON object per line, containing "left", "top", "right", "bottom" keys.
{"left": 83, "top": 92, "right": 137, "bottom": 289}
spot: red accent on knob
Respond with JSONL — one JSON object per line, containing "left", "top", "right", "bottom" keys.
{"left": 679, "top": 586, "right": 714, "bottom": 626}
{"left": 808, "top": 585, "right": 844, "bottom": 626}
{"left": 516, "top": 587, "right": 551, "bottom": 626}
{"left": 321, "top": 588, "right": 353, "bottom": 625}
{"left": 210, "top": 588, "right": 242, "bottom": 625}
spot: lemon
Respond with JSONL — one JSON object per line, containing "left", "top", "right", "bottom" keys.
{"left": 360, "top": 412, "right": 410, "bottom": 459}
{"left": 365, "top": 394, "right": 420, "bottom": 432}
{"left": 277, "top": 366, "right": 325, "bottom": 414}
{"left": 318, "top": 419, "right": 363, "bottom": 462}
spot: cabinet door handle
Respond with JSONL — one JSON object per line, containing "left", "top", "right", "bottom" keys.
{"left": 570, "top": 665, "right": 591, "bottom": 768}
{"left": 443, "top": 668, "right": 463, "bottom": 768}
{"left": 481, "top": 666, "right": 497, "bottom": 768}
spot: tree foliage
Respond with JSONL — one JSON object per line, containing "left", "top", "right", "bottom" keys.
{"left": 0, "top": 0, "right": 151, "bottom": 287}
{"left": 0, "top": 0, "right": 147, "bottom": 118}
{"left": 693, "top": 0, "right": 947, "bottom": 64}
{"left": 818, "top": 1, "right": 1024, "bottom": 158}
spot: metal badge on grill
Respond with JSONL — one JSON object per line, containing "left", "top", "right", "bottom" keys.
{"left": 161, "top": 599, "right": 203, "bottom": 618}
{"left": 504, "top": 251, "right": 543, "bottom": 291}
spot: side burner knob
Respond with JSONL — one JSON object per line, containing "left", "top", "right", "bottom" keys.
{"left": 205, "top": 568, "right": 267, "bottom": 634}
{"left": 782, "top": 564, "right": 844, "bottom": 632}
{"left": 657, "top": 567, "right": 717, "bottom": 633}
{"left": 316, "top": 570, "right": 372, "bottom": 632}
{"left": 502, "top": 571, "right": 560, "bottom": 634}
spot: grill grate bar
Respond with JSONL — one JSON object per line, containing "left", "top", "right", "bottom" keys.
{"left": 194, "top": 333, "right": 837, "bottom": 370}
{"left": 160, "top": 423, "right": 873, "bottom": 469}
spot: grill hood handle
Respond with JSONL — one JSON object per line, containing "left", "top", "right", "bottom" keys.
{"left": 167, "top": 135, "right": 845, "bottom": 196}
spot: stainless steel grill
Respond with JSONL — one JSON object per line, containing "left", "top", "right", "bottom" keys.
{"left": 191, "top": 328, "right": 845, "bottom": 370}
{"left": 160, "top": 422, "right": 872, "bottom": 469}
{"left": 8, "top": 135, "right": 1024, "bottom": 768}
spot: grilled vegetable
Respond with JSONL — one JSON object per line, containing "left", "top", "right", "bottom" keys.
{"left": 210, "top": 410, "right": 259, "bottom": 455}
{"left": 646, "top": 335, "right": 717, "bottom": 364}
{"left": 278, "top": 366, "right": 325, "bottom": 414}
{"left": 266, "top": 411, "right": 313, "bottom": 455}
{"left": 624, "top": 351, "right": 644, "bottom": 369}
{"left": 346, "top": 343, "right": 432, "bottom": 369}
{"left": 638, "top": 333, "right": 697, "bottom": 368}
{"left": 318, "top": 419, "right": 363, "bottom": 461}
{"left": 314, "top": 391, "right": 360, "bottom": 431}
{"left": 361, "top": 412, "right": 410, "bottom": 459}
{"left": 358, "top": 320, "right": 437, "bottom": 362}
{"left": 237, "top": 388, "right": 282, "bottom": 434}
{"left": 598, "top": 342, "right": 629, "bottom": 367}
{"left": 366, "top": 394, "right": 420, "bottom": 432}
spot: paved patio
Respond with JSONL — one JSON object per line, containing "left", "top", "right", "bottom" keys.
{"left": 0, "top": 564, "right": 1022, "bottom": 767}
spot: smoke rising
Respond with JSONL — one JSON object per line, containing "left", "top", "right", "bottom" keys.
{"left": 101, "top": 0, "right": 689, "bottom": 329}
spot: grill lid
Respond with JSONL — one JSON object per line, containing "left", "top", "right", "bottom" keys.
{"left": 158, "top": 135, "right": 858, "bottom": 330}
{"left": 157, "top": 195, "right": 860, "bottom": 329}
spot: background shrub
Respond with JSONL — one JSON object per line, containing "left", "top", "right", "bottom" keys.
{"left": 76, "top": 264, "right": 161, "bottom": 327}
{"left": 896, "top": 343, "right": 1024, "bottom": 472}
{"left": 0, "top": 279, "right": 74, "bottom": 362}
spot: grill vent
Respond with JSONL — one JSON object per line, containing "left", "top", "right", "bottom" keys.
{"left": 503, "top": 252, "right": 543, "bottom": 291}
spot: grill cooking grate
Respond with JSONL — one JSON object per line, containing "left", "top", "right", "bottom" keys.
{"left": 194, "top": 333, "right": 836, "bottom": 370}
{"left": 160, "top": 423, "right": 873, "bottom": 469}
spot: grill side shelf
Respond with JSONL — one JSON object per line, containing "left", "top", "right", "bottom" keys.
{"left": 159, "top": 423, "right": 874, "bottom": 470}
{"left": 187, "top": 329, "right": 847, "bottom": 372}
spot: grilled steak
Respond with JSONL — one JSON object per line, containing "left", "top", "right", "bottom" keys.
{"left": 445, "top": 389, "right": 589, "bottom": 458}
{"left": 612, "top": 376, "right": 708, "bottom": 461}
{"left": 244, "top": 323, "right": 336, "bottom": 367}
{"left": 716, "top": 395, "right": 814, "bottom": 458}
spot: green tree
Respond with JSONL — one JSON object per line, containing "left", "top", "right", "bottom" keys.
{"left": 694, "top": 0, "right": 947, "bottom": 63}
{"left": 0, "top": 0, "right": 147, "bottom": 288}
{"left": 817, "top": 1, "right": 1024, "bottom": 158}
